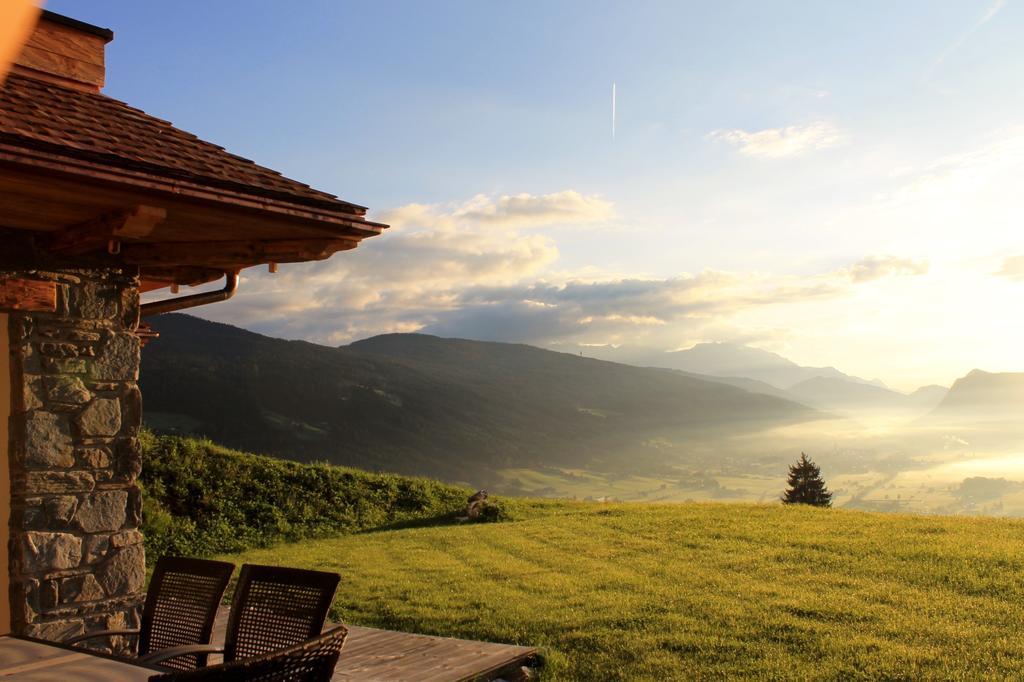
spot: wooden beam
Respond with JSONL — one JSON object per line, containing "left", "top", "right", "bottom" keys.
{"left": 47, "top": 205, "right": 166, "bottom": 256}
{"left": 121, "top": 238, "right": 359, "bottom": 268}
{"left": 117, "top": 205, "right": 167, "bottom": 238}
{"left": 0, "top": 279, "right": 56, "bottom": 312}
{"left": 139, "top": 266, "right": 227, "bottom": 292}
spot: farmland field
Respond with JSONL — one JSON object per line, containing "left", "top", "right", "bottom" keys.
{"left": 491, "top": 450, "right": 1024, "bottom": 516}
{"left": 218, "top": 501, "right": 1024, "bottom": 680}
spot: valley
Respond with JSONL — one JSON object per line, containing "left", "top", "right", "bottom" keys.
{"left": 141, "top": 314, "right": 1024, "bottom": 518}
{"left": 141, "top": 432, "right": 1024, "bottom": 680}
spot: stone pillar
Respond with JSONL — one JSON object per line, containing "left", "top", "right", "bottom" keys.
{"left": 5, "top": 268, "right": 144, "bottom": 643}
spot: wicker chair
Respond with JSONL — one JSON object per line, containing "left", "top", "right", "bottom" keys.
{"left": 147, "top": 625, "right": 348, "bottom": 682}
{"left": 144, "top": 564, "right": 341, "bottom": 669}
{"left": 66, "top": 556, "right": 235, "bottom": 671}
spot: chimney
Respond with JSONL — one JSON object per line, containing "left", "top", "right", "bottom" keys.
{"left": 12, "top": 10, "right": 113, "bottom": 93}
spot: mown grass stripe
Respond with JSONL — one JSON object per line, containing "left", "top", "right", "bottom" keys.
{"left": 218, "top": 502, "right": 1024, "bottom": 679}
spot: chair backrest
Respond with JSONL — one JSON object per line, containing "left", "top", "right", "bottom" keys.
{"left": 139, "top": 556, "right": 235, "bottom": 670}
{"left": 147, "top": 625, "right": 348, "bottom": 682}
{"left": 223, "top": 564, "right": 341, "bottom": 663}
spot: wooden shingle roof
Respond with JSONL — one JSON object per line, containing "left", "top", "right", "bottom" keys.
{"left": 0, "top": 74, "right": 366, "bottom": 216}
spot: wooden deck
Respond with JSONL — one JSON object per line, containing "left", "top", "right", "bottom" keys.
{"left": 212, "top": 608, "right": 539, "bottom": 681}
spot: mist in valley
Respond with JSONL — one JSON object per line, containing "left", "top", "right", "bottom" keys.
{"left": 502, "top": 345, "right": 1024, "bottom": 517}
{"left": 490, "top": 387, "right": 1024, "bottom": 518}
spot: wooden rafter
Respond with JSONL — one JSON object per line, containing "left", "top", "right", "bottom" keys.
{"left": 47, "top": 204, "right": 166, "bottom": 256}
{"left": 122, "top": 238, "right": 359, "bottom": 269}
{"left": 138, "top": 266, "right": 229, "bottom": 292}
{"left": 0, "top": 278, "right": 57, "bottom": 312}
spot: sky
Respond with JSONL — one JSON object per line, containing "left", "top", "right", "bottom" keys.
{"left": 48, "top": 0, "right": 1024, "bottom": 391}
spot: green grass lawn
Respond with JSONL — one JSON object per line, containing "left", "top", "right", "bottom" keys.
{"left": 217, "top": 501, "right": 1024, "bottom": 680}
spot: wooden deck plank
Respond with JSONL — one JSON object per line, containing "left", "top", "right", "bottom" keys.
{"left": 211, "top": 608, "right": 537, "bottom": 681}
{"left": 336, "top": 628, "right": 413, "bottom": 656}
{"left": 414, "top": 644, "right": 528, "bottom": 682}
{"left": 333, "top": 638, "right": 446, "bottom": 679}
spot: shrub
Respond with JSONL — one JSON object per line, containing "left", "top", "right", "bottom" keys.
{"left": 139, "top": 431, "right": 470, "bottom": 563}
{"left": 475, "top": 501, "right": 506, "bottom": 522}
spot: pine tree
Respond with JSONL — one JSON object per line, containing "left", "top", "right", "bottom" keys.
{"left": 781, "top": 452, "right": 832, "bottom": 507}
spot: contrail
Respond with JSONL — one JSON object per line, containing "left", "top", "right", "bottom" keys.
{"left": 925, "top": 0, "right": 1006, "bottom": 83}
{"left": 612, "top": 82, "right": 616, "bottom": 141}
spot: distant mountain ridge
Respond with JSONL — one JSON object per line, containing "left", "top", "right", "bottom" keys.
{"left": 908, "top": 385, "right": 949, "bottom": 408}
{"left": 643, "top": 342, "right": 887, "bottom": 390}
{"left": 673, "top": 371, "right": 796, "bottom": 402}
{"left": 139, "top": 315, "right": 816, "bottom": 481}
{"left": 786, "top": 376, "right": 909, "bottom": 411}
{"left": 581, "top": 341, "right": 951, "bottom": 416}
{"left": 927, "top": 370, "right": 1024, "bottom": 423}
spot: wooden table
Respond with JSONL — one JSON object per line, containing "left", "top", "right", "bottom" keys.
{"left": 0, "top": 619, "right": 539, "bottom": 681}
{"left": 327, "top": 625, "right": 538, "bottom": 681}
{"left": 213, "top": 608, "right": 539, "bottom": 681}
{"left": 0, "top": 635, "right": 156, "bottom": 680}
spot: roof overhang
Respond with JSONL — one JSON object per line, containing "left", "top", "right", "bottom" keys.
{"left": 0, "top": 142, "right": 387, "bottom": 292}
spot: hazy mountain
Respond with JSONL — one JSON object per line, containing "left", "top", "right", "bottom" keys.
{"left": 673, "top": 371, "right": 797, "bottom": 402}
{"left": 786, "top": 376, "right": 910, "bottom": 412}
{"left": 675, "top": 371, "right": 949, "bottom": 418}
{"left": 907, "top": 385, "right": 948, "bottom": 411}
{"left": 140, "top": 315, "right": 816, "bottom": 482}
{"left": 927, "top": 370, "right": 1024, "bottom": 423}
{"left": 583, "top": 342, "right": 886, "bottom": 390}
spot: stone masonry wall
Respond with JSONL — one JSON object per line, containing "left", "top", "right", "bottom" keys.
{"left": 5, "top": 267, "right": 144, "bottom": 643}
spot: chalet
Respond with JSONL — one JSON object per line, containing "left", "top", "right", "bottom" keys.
{"left": 0, "top": 10, "right": 387, "bottom": 641}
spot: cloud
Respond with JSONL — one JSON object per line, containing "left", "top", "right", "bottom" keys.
{"left": 707, "top": 121, "right": 843, "bottom": 158}
{"left": 878, "top": 128, "right": 1024, "bottom": 205}
{"left": 196, "top": 260, "right": 850, "bottom": 350}
{"left": 996, "top": 255, "right": 1024, "bottom": 282}
{"left": 421, "top": 271, "right": 844, "bottom": 345}
{"left": 843, "top": 255, "right": 930, "bottom": 283}
{"left": 380, "top": 190, "right": 615, "bottom": 231}
{"left": 456, "top": 191, "right": 615, "bottom": 227}
{"left": 176, "top": 182, "right": 930, "bottom": 361}
{"left": 419, "top": 255, "right": 928, "bottom": 344}
{"left": 182, "top": 191, "right": 615, "bottom": 344}
{"left": 191, "top": 244, "right": 928, "bottom": 350}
